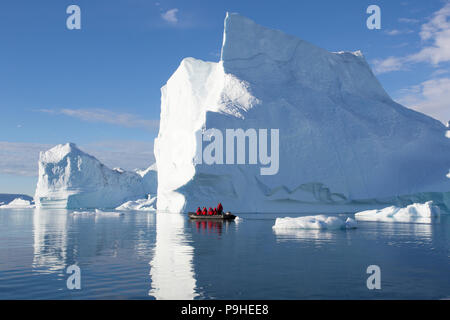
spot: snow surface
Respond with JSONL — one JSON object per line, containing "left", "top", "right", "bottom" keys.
{"left": 34, "top": 143, "right": 157, "bottom": 209}
{"left": 273, "top": 215, "right": 357, "bottom": 230}
{"left": 0, "top": 198, "right": 35, "bottom": 209}
{"left": 115, "top": 195, "right": 157, "bottom": 211}
{"left": 155, "top": 13, "right": 450, "bottom": 213}
{"left": 355, "top": 201, "right": 441, "bottom": 223}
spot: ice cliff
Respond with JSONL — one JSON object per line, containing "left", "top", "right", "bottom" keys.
{"left": 154, "top": 13, "right": 450, "bottom": 213}
{"left": 34, "top": 143, "right": 157, "bottom": 209}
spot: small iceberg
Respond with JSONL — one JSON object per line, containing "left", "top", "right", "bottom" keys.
{"left": 71, "top": 211, "right": 94, "bottom": 216}
{"left": 115, "top": 195, "right": 157, "bottom": 211}
{"left": 273, "top": 215, "right": 357, "bottom": 230}
{"left": 355, "top": 201, "right": 441, "bottom": 223}
{"left": 0, "top": 198, "right": 35, "bottom": 209}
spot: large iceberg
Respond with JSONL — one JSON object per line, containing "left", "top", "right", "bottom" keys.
{"left": 34, "top": 143, "right": 157, "bottom": 209}
{"left": 154, "top": 13, "right": 450, "bottom": 213}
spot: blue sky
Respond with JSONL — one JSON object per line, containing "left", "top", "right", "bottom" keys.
{"left": 1, "top": 0, "right": 449, "bottom": 195}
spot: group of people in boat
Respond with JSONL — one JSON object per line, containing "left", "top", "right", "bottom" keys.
{"left": 195, "top": 203, "right": 224, "bottom": 216}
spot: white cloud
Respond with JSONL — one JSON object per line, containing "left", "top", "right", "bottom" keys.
{"left": 83, "top": 140, "right": 155, "bottom": 171}
{"left": 0, "top": 142, "right": 51, "bottom": 176}
{"left": 385, "top": 29, "right": 413, "bottom": 36}
{"left": 396, "top": 77, "right": 450, "bottom": 124}
{"left": 161, "top": 8, "right": 179, "bottom": 24}
{"left": 38, "top": 108, "right": 159, "bottom": 130}
{"left": 398, "top": 17, "right": 420, "bottom": 24}
{"left": 0, "top": 140, "right": 156, "bottom": 177}
{"left": 372, "top": 56, "right": 406, "bottom": 74}
{"left": 373, "top": 3, "right": 450, "bottom": 74}
{"left": 408, "top": 3, "right": 450, "bottom": 65}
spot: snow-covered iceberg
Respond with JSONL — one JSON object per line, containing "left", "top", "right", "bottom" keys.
{"left": 0, "top": 198, "right": 35, "bottom": 209}
{"left": 154, "top": 13, "right": 450, "bottom": 213}
{"left": 355, "top": 201, "right": 441, "bottom": 223}
{"left": 34, "top": 143, "right": 157, "bottom": 209}
{"left": 273, "top": 215, "right": 357, "bottom": 230}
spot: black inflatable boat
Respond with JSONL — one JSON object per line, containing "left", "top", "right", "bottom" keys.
{"left": 188, "top": 212, "right": 236, "bottom": 220}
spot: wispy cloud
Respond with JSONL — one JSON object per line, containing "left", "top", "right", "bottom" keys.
{"left": 373, "top": 3, "right": 450, "bottom": 74}
{"left": 0, "top": 142, "right": 51, "bottom": 176}
{"left": 0, "top": 140, "right": 156, "bottom": 177}
{"left": 385, "top": 29, "right": 413, "bottom": 36}
{"left": 161, "top": 8, "right": 179, "bottom": 24}
{"left": 396, "top": 77, "right": 450, "bottom": 124}
{"left": 83, "top": 140, "right": 155, "bottom": 171}
{"left": 38, "top": 108, "right": 159, "bottom": 131}
{"left": 398, "top": 17, "right": 421, "bottom": 24}
{"left": 372, "top": 56, "right": 406, "bottom": 74}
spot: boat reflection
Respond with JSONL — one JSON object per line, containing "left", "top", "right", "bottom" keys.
{"left": 191, "top": 220, "right": 230, "bottom": 235}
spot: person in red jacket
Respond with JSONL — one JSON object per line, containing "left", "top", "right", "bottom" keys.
{"left": 217, "top": 203, "right": 223, "bottom": 215}
{"left": 196, "top": 207, "right": 202, "bottom": 215}
{"left": 208, "top": 207, "right": 214, "bottom": 215}
{"left": 213, "top": 208, "right": 217, "bottom": 215}
{"left": 202, "top": 207, "right": 207, "bottom": 216}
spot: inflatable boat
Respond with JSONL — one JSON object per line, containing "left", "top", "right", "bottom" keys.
{"left": 188, "top": 212, "right": 236, "bottom": 220}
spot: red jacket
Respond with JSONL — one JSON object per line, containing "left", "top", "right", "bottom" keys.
{"left": 196, "top": 207, "right": 202, "bottom": 215}
{"left": 217, "top": 203, "right": 223, "bottom": 213}
{"left": 202, "top": 208, "right": 207, "bottom": 215}
{"left": 208, "top": 208, "right": 214, "bottom": 215}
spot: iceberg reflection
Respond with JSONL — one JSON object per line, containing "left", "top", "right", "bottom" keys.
{"left": 273, "top": 227, "right": 336, "bottom": 244}
{"left": 32, "top": 209, "right": 69, "bottom": 273}
{"left": 149, "top": 212, "right": 198, "bottom": 300}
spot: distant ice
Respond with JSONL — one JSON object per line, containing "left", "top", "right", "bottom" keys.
{"left": 94, "top": 209, "right": 124, "bottom": 217}
{"left": 355, "top": 201, "right": 441, "bottom": 223}
{"left": 273, "top": 215, "right": 357, "bottom": 230}
{"left": 71, "top": 210, "right": 94, "bottom": 216}
{"left": 34, "top": 143, "right": 157, "bottom": 209}
{"left": 115, "top": 195, "right": 157, "bottom": 211}
{"left": 0, "top": 198, "right": 35, "bottom": 209}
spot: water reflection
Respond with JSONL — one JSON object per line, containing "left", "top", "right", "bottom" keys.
{"left": 32, "top": 209, "right": 157, "bottom": 274}
{"left": 273, "top": 227, "right": 337, "bottom": 245}
{"left": 369, "top": 220, "right": 434, "bottom": 246}
{"left": 149, "top": 212, "right": 198, "bottom": 300}
{"left": 189, "top": 220, "right": 239, "bottom": 236}
{"left": 32, "top": 209, "right": 69, "bottom": 273}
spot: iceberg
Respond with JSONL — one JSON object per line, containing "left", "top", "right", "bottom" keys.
{"left": 154, "top": 13, "right": 450, "bottom": 213}
{"left": 0, "top": 198, "right": 35, "bottom": 209}
{"left": 0, "top": 194, "right": 33, "bottom": 205}
{"left": 355, "top": 201, "right": 441, "bottom": 223}
{"left": 136, "top": 163, "right": 158, "bottom": 195}
{"left": 273, "top": 215, "right": 357, "bottom": 230}
{"left": 116, "top": 195, "right": 157, "bottom": 211}
{"left": 34, "top": 143, "right": 157, "bottom": 209}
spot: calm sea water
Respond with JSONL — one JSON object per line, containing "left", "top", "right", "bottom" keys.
{"left": 0, "top": 209, "right": 449, "bottom": 300}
